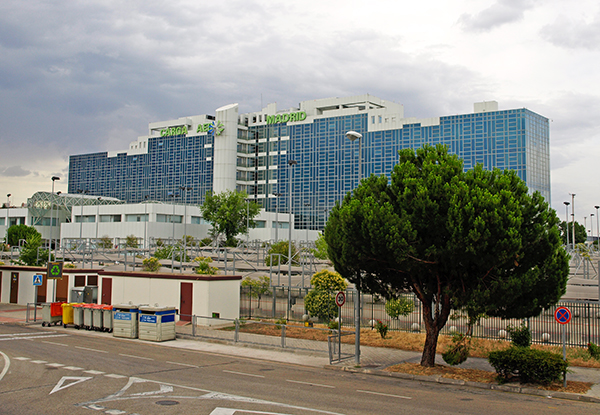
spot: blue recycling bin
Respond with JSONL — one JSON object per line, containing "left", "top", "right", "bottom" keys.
{"left": 138, "top": 306, "right": 177, "bottom": 342}
{"left": 112, "top": 305, "right": 139, "bottom": 338}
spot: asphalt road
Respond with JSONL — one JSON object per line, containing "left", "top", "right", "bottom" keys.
{"left": 0, "top": 324, "right": 597, "bottom": 415}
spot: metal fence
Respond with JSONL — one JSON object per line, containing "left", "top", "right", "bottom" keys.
{"left": 240, "top": 287, "right": 600, "bottom": 348}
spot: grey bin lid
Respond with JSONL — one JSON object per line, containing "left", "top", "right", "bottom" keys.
{"left": 113, "top": 304, "right": 140, "bottom": 310}
{"left": 139, "top": 306, "right": 177, "bottom": 313}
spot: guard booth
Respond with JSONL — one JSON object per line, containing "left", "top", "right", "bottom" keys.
{"left": 138, "top": 306, "right": 177, "bottom": 342}
{"left": 112, "top": 304, "right": 139, "bottom": 339}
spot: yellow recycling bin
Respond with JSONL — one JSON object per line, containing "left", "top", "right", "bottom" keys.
{"left": 61, "top": 303, "right": 77, "bottom": 328}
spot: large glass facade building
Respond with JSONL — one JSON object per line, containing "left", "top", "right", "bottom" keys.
{"left": 68, "top": 95, "right": 550, "bottom": 232}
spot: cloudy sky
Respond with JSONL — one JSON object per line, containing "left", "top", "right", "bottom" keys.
{"left": 1, "top": 0, "right": 599, "bottom": 229}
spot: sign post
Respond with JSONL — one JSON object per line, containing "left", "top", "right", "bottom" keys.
{"left": 555, "top": 306, "right": 571, "bottom": 388}
{"left": 335, "top": 291, "right": 346, "bottom": 359}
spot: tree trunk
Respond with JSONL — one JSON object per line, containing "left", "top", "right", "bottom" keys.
{"left": 419, "top": 294, "right": 451, "bottom": 367}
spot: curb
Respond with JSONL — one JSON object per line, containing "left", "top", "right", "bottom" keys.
{"left": 326, "top": 365, "right": 600, "bottom": 404}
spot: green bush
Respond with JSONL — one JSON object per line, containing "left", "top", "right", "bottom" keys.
{"left": 305, "top": 290, "right": 338, "bottom": 321}
{"left": 488, "top": 347, "right": 567, "bottom": 385}
{"left": 142, "top": 257, "right": 161, "bottom": 272}
{"left": 588, "top": 342, "right": 600, "bottom": 360}
{"left": 200, "top": 237, "right": 213, "bottom": 246}
{"left": 275, "top": 318, "right": 287, "bottom": 329}
{"left": 125, "top": 234, "right": 139, "bottom": 248}
{"left": 507, "top": 324, "right": 532, "bottom": 348}
{"left": 194, "top": 256, "right": 218, "bottom": 275}
{"left": 442, "top": 332, "right": 470, "bottom": 366}
{"left": 99, "top": 236, "right": 113, "bottom": 249}
{"left": 385, "top": 297, "right": 414, "bottom": 319}
{"left": 265, "top": 241, "right": 298, "bottom": 266}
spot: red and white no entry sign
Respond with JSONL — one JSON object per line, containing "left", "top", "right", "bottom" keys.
{"left": 335, "top": 291, "right": 346, "bottom": 307}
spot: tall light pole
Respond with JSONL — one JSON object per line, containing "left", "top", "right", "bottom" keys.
{"left": 304, "top": 202, "right": 310, "bottom": 242}
{"left": 48, "top": 176, "right": 60, "bottom": 263}
{"left": 594, "top": 206, "right": 600, "bottom": 252}
{"left": 95, "top": 197, "right": 102, "bottom": 242}
{"left": 564, "top": 201, "right": 570, "bottom": 248}
{"left": 169, "top": 192, "right": 178, "bottom": 272}
{"left": 5, "top": 194, "right": 10, "bottom": 245}
{"left": 346, "top": 130, "right": 363, "bottom": 365}
{"left": 273, "top": 192, "right": 282, "bottom": 241}
{"left": 179, "top": 186, "right": 191, "bottom": 274}
{"left": 591, "top": 213, "right": 595, "bottom": 245}
{"left": 287, "top": 160, "right": 297, "bottom": 320}
{"left": 570, "top": 193, "right": 576, "bottom": 247}
{"left": 144, "top": 195, "right": 149, "bottom": 251}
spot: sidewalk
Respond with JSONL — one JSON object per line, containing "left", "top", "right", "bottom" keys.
{"left": 1, "top": 302, "right": 599, "bottom": 403}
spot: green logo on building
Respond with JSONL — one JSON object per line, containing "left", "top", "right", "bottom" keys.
{"left": 160, "top": 126, "right": 188, "bottom": 137}
{"left": 266, "top": 111, "right": 307, "bottom": 125}
{"left": 197, "top": 121, "right": 225, "bottom": 136}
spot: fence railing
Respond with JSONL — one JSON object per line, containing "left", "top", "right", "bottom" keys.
{"left": 240, "top": 288, "right": 600, "bottom": 348}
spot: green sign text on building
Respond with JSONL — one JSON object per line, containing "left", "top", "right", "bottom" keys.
{"left": 266, "top": 111, "right": 307, "bottom": 125}
{"left": 160, "top": 126, "right": 188, "bottom": 137}
{"left": 197, "top": 121, "right": 225, "bottom": 136}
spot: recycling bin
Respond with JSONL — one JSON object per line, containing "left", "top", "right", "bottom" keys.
{"left": 92, "top": 304, "right": 104, "bottom": 331}
{"left": 61, "top": 303, "right": 77, "bottom": 328}
{"left": 82, "top": 303, "right": 95, "bottom": 330}
{"left": 102, "top": 305, "right": 113, "bottom": 333}
{"left": 72, "top": 303, "right": 85, "bottom": 329}
{"left": 42, "top": 302, "right": 64, "bottom": 327}
{"left": 138, "top": 306, "right": 177, "bottom": 342}
{"left": 113, "top": 304, "right": 139, "bottom": 338}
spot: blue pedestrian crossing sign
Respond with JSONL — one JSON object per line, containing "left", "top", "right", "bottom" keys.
{"left": 33, "top": 274, "right": 43, "bottom": 286}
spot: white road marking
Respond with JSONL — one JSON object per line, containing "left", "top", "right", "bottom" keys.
{"left": 223, "top": 370, "right": 265, "bottom": 378}
{"left": 286, "top": 379, "right": 335, "bottom": 389}
{"left": 84, "top": 370, "right": 105, "bottom": 375}
{"left": 104, "top": 410, "right": 126, "bottom": 414}
{"left": 63, "top": 366, "right": 84, "bottom": 371}
{"left": 0, "top": 351, "right": 10, "bottom": 381}
{"left": 42, "top": 341, "right": 69, "bottom": 347}
{"left": 46, "top": 363, "right": 65, "bottom": 367}
{"left": 104, "top": 374, "right": 127, "bottom": 379}
{"left": 0, "top": 332, "right": 49, "bottom": 337}
{"left": 31, "top": 360, "right": 48, "bottom": 364}
{"left": 356, "top": 389, "right": 412, "bottom": 400}
{"left": 118, "top": 353, "right": 153, "bottom": 361}
{"left": 76, "top": 346, "right": 108, "bottom": 353}
{"left": 50, "top": 376, "right": 92, "bottom": 394}
{"left": 0, "top": 334, "right": 69, "bottom": 341}
{"left": 14, "top": 357, "right": 30, "bottom": 361}
{"left": 166, "top": 361, "right": 198, "bottom": 368}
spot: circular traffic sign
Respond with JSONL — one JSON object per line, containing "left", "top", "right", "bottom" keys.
{"left": 555, "top": 306, "right": 572, "bottom": 325}
{"left": 335, "top": 291, "right": 346, "bottom": 307}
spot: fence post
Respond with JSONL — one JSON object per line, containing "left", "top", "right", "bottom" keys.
{"left": 192, "top": 315, "right": 196, "bottom": 337}
{"left": 235, "top": 318, "right": 239, "bottom": 343}
{"left": 281, "top": 324, "right": 286, "bottom": 348}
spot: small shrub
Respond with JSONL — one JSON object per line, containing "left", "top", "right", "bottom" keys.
{"left": 375, "top": 320, "right": 388, "bottom": 339}
{"left": 201, "top": 237, "right": 213, "bottom": 246}
{"left": 589, "top": 342, "right": 600, "bottom": 360}
{"left": 142, "top": 257, "right": 161, "bottom": 272}
{"left": 265, "top": 241, "right": 298, "bottom": 266}
{"left": 194, "top": 256, "right": 218, "bottom": 275}
{"left": 64, "top": 262, "right": 76, "bottom": 269}
{"left": 507, "top": 324, "right": 531, "bottom": 348}
{"left": 488, "top": 347, "right": 567, "bottom": 385}
{"left": 328, "top": 320, "right": 339, "bottom": 330}
{"left": 385, "top": 296, "right": 414, "bottom": 319}
{"left": 442, "top": 332, "right": 470, "bottom": 366}
{"left": 99, "top": 236, "right": 113, "bottom": 249}
{"left": 275, "top": 318, "right": 287, "bottom": 329}
{"left": 125, "top": 234, "right": 139, "bottom": 248}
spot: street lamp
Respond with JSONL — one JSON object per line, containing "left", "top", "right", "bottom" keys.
{"left": 144, "top": 195, "right": 149, "bottom": 251}
{"left": 287, "top": 160, "right": 297, "bottom": 320}
{"left": 304, "top": 202, "right": 310, "bottom": 242}
{"left": 564, "top": 202, "right": 570, "bottom": 248}
{"left": 347, "top": 130, "right": 364, "bottom": 365}
{"left": 595, "top": 206, "right": 599, "bottom": 253}
{"left": 169, "top": 192, "right": 178, "bottom": 273}
{"left": 95, "top": 197, "right": 102, "bottom": 241}
{"left": 570, "top": 193, "right": 576, "bottom": 248}
{"left": 5, "top": 194, "right": 10, "bottom": 245}
{"left": 273, "top": 192, "right": 282, "bottom": 241}
{"left": 179, "top": 186, "right": 192, "bottom": 274}
{"left": 48, "top": 177, "right": 60, "bottom": 263}
{"left": 591, "top": 213, "right": 595, "bottom": 245}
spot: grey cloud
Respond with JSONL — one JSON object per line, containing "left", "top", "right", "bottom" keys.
{"left": 541, "top": 14, "right": 600, "bottom": 51}
{"left": 1, "top": 166, "right": 31, "bottom": 177}
{"left": 458, "top": 0, "right": 536, "bottom": 33}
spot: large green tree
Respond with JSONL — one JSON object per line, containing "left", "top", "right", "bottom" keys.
{"left": 558, "top": 220, "right": 587, "bottom": 245}
{"left": 200, "top": 190, "right": 261, "bottom": 246}
{"left": 7, "top": 224, "right": 39, "bottom": 247}
{"left": 325, "top": 144, "right": 569, "bottom": 367}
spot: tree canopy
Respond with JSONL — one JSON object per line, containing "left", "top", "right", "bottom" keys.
{"left": 324, "top": 144, "right": 569, "bottom": 367}
{"left": 7, "top": 224, "right": 39, "bottom": 247}
{"left": 558, "top": 220, "right": 587, "bottom": 245}
{"left": 200, "top": 190, "right": 261, "bottom": 246}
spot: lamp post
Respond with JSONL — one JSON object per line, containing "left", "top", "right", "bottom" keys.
{"left": 287, "top": 160, "right": 297, "bottom": 320}
{"left": 594, "top": 206, "right": 600, "bottom": 254}
{"left": 564, "top": 202, "right": 570, "bottom": 248}
{"left": 169, "top": 192, "right": 178, "bottom": 273}
{"left": 591, "top": 214, "right": 595, "bottom": 245}
{"left": 304, "top": 202, "right": 310, "bottom": 242}
{"left": 273, "top": 192, "right": 282, "bottom": 241}
{"left": 48, "top": 177, "right": 60, "bottom": 263}
{"left": 346, "top": 130, "right": 363, "bottom": 365}
{"left": 5, "top": 194, "right": 10, "bottom": 245}
{"left": 77, "top": 189, "right": 88, "bottom": 264}
{"left": 179, "top": 186, "right": 191, "bottom": 274}
{"left": 570, "top": 193, "right": 576, "bottom": 247}
{"left": 95, "top": 197, "right": 102, "bottom": 242}
{"left": 144, "top": 195, "right": 149, "bottom": 251}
